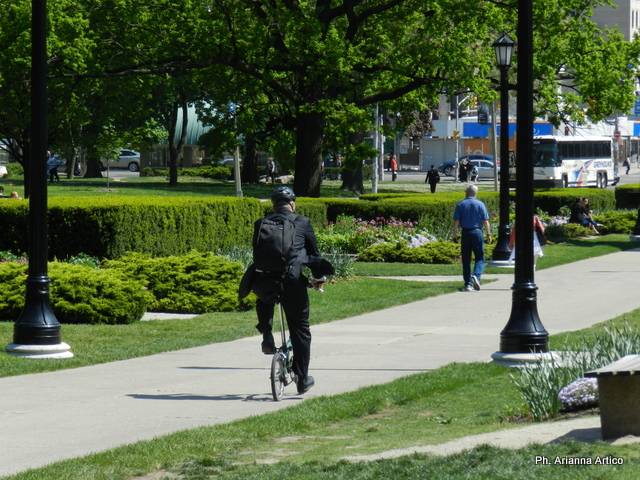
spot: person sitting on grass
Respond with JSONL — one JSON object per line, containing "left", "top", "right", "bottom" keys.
{"left": 568, "top": 196, "right": 601, "bottom": 234}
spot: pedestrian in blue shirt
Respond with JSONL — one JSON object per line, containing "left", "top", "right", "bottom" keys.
{"left": 452, "top": 184, "right": 492, "bottom": 291}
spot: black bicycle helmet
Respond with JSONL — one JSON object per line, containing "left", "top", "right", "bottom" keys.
{"left": 271, "top": 186, "right": 296, "bottom": 206}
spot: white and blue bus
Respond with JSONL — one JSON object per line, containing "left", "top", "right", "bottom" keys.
{"left": 532, "top": 136, "right": 616, "bottom": 188}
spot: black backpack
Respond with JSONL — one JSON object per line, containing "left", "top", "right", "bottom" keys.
{"left": 252, "top": 213, "right": 298, "bottom": 272}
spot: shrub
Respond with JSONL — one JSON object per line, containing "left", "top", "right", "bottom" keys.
{"left": 614, "top": 184, "right": 640, "bottom": 209}
{"left": 3, "top": 162, "right": 24, "bottom": 178}
{"left": 0, "top": 261, "right": 153, "bottom": 324}
{"left": 179, "top": 166, "right": 232, "bottom": 180}
{"left": 357, "top": 241, "right": 460, "bottom": 264}
{"left": 141, "top": 166, "right": 232, "bottom": 179}
{"left": 544, "top": 223, "right": 593, "bottom": 242}
{"left": 322, "top": 167, "right": 342, "bottom": 180}
{"left": 103, "top": 251, "right": 254, "bottom": 314}
{"left": 595, "top": 210, "right": 637, "bottom": 234}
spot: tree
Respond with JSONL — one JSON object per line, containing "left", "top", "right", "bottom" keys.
{"left": 5, "top": 0, "right": 640, "bottom": 200}
{"left": 0, "top": 0, "right": 167, "bottom": 189}
{"left": 82, "top": 0, "right": 501, "bottom": 196}
{"left": 160, "top": 0, "right": 640, "bottom": 195}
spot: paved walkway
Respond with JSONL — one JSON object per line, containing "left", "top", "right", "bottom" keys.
{"left": 2, "top": 249, "right": 640, "bottom": 477}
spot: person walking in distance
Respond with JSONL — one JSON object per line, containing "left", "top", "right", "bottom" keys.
{"left": 389, "top": 155, "right": 398, "bottom": 181}
{"left": 266, "top": 157, "right": 277, "bottom": 184}
{"left": 239, "top": 187, "right": 334, "bottom": 395}
{"left": 47, "top": 151, "right": 61, "bottom": 182}
{"left": 451, "top": 184, "right": 492, "bottom": 291}
{"left": 424, "top": 165, "right": 440, "bottom": 193}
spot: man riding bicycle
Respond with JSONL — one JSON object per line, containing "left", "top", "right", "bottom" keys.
{"left": 239, "top": 186, "right": 334, "bottom": 395}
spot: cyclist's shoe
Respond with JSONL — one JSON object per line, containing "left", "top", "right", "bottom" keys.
{"left": 297, "top": 375, "right": 315, "bottom": 394}
{"left": 261, "top": 333, "right": 276, "bottom": 355}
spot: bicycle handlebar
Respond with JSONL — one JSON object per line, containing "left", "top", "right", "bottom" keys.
{"left": 308, "top": 276, "right": 327, "bottom": 292}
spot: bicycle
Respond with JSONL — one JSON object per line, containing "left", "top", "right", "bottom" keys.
{"left": 269, "top": 276, "right": 326, "bottom": 401}
{"left": 270, "top": 301, "right": 296, "bottom": 401}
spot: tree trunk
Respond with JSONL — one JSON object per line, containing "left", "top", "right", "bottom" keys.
{"left": 242, "top": 135, "right": 259, "bottom": 183}
{"left": 339, "top": 130, "right": 366, "bottom": 194}
{"left": 83, "top": 144, "right": 104, "bottom": 178}
{"left": 293, "top": 111, "right": 324, "bottom": 197}
{"left": 339, "top": 165, "right": 365, "bottom": 194}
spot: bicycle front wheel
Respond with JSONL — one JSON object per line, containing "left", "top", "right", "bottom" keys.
{"left": 270, "top": 353, "right": 286, "bottom": 401}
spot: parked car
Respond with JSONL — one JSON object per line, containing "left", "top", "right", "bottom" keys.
{"left": 220, "top": 157, "right": 242, "bottom": 166}
{"left": 100, "top": 149, "right": 140, "bottom": 172}
{"left": 438, "top": 154, "right": 499, "bottom": 180}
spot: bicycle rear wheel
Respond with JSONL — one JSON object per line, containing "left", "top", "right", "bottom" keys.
{"left": 270, "top": 352, "right": 286, "bottom": 401}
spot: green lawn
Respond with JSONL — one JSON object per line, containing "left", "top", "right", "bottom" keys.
{"left": 5, "top": 310, "right": 640, "bottom": 480}
{"left": 0, "top": 176, "right": 480, "bottom": 199}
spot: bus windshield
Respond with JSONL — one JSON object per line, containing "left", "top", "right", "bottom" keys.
{"left": 532, "top": 142, "right": 558, "bottom": 167}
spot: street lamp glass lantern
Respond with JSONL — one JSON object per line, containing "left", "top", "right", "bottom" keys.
{"left": 493, "top": 34, "right": 515, "bottom": 68}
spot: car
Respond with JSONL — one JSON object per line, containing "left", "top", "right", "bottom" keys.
{"left": 101, "top": 149, "right": 140, "bottom": 172}
{"left": 438, "top": 154, "right": 499, "bottom": 179}
{"left": 468, "top": 158, "right": 500, "bottom": 180}
{"left": 220, "top": 157, "right": 242, "bottom": 166}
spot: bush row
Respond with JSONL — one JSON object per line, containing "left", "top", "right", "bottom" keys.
{"left": 0, "top": 261, "right": 152, "bottom": 324}
{"left": 0, "top": 187, "right": 623, "bottom": 261}
{"left": 356, "top": 241, "right": 463, "bottom": 264}
{"left": 614, "top": 183, "right": 640, "bottom": 210}
{"left": 0, "top": 196, "right": 264, "bottom": 260}
{"left": 0, "top": 251, "right": 253, "bottom": 324}
{"left": 141, "top": 165, "right": 233, "bottom": 179}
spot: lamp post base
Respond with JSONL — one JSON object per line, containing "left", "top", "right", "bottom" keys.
{"left": 491, "top": 225, "right": 511, "bottom": 261}
{"left": 5, "top": 342, "right": 73, "bottom": 359}
{"left": 500, "top": 282, "right": 549, "bottom": 354}
{"left": 491, "top": 351, "right": 560, "bottom": 368}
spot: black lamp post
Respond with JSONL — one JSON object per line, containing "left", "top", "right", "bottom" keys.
{"left": 492, "top": 34, "right": 515, "bottom": 261}
{"left": 499, "top": 0, "right": 549, "bottom": 354}
{"left": 5, "top": 0, "right": 71, "bottom": 358}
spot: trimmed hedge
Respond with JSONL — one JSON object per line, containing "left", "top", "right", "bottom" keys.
{"left": 0, "top": 196, "right": 264, "bottom": 260}
{"left": 141, "top": 166, "right": 232, "bottom": 179}
{"left": 614, "top": 184, "right": 640, "bottom": 210}
{"left": 0, "top": 188, "right": 619, "bottom": 261}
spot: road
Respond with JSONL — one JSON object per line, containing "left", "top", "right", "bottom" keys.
{"left": 385, "top": 166, "right": 640, "bottom": 189}
{"left": 105, "top": 164, "right": 640, "bottom": 189}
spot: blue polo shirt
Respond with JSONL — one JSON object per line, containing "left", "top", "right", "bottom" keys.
{"left": 454, "top": 196, "right": 489, "bottom": 229}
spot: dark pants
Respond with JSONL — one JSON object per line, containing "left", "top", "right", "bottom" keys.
{"left": 49, "top": 168, "right": 60, "bottom": 182}
{"left": 429, "top": 182, "right": 437, "bottom": 193}
{"left": 461, "top": 228, "right": 485, "bottom": 286}
{"left": 256, "top": 277, "right": 311, "bottom": 380}
{"left": 392, "top": 170, "right": 397, "bottom": 181}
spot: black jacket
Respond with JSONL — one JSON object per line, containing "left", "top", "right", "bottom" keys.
{"left": 238, "top": 209, "right": 334, "bottom": 300}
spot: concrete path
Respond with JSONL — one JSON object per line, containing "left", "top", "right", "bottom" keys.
{"left": 2, "top": 249, "right": 640, "bottom": 477}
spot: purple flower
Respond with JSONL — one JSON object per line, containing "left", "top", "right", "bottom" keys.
{"left": 558, "top": 378, "right": 599, "bottom": 412}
